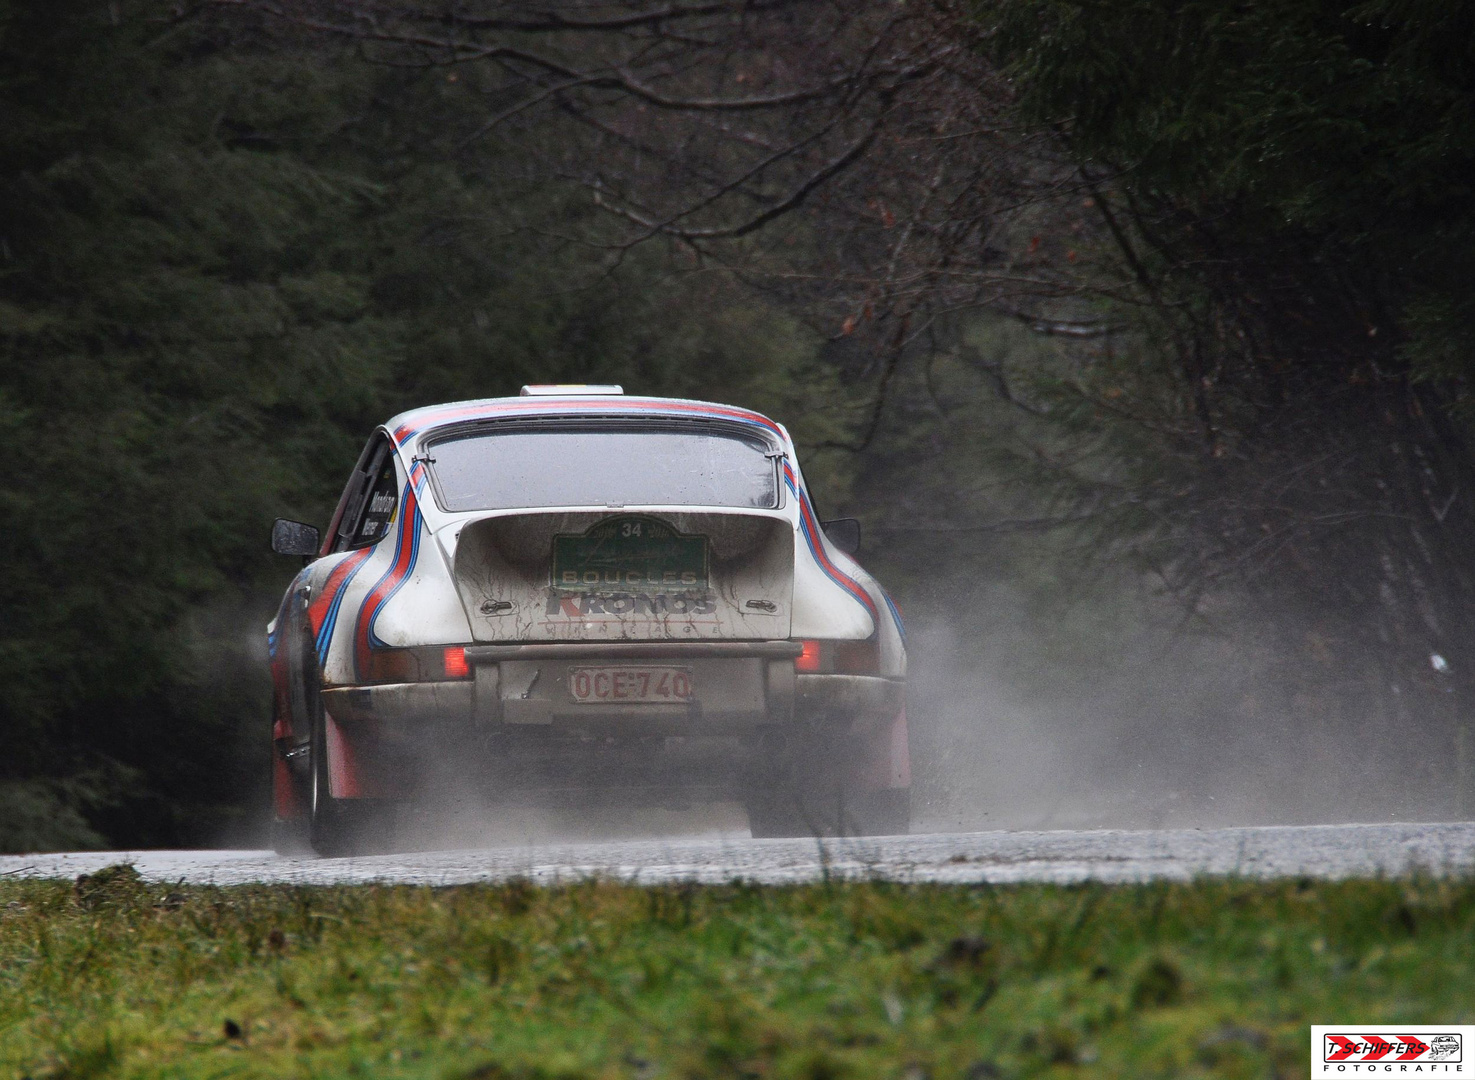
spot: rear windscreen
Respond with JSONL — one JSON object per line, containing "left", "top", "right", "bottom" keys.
{"left": 426, "top": 425, "right": 781, "bottom": 511}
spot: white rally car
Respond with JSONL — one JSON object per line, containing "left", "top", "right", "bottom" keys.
{"left": 267, "top": 387, "right": 909, "bottom": 854}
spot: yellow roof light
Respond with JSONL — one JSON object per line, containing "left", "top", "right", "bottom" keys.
{"left": 519, "top": 384, "right": 624, "bottom": 397}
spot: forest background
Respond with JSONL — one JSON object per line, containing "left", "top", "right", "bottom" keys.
{"left": 3, "top": 0, "right": 1474, "bottom": 850}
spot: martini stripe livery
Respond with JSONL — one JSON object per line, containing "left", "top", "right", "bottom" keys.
{"left": 785, "top": 464, "right": 877, "bottom": 625}
{"left": 353, "top": 480, "right": 424, "bottom": 679}
{"left": 882, "top": 590, "right": 906, "bottom": 644}
{"left": 308, "top": 548, "right": 375, "bottom": 665}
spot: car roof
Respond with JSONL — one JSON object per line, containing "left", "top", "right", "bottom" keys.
{"left": 385, "top": 395, "right": 790, "bottom": 449}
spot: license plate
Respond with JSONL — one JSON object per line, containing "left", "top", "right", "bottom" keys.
{"left": 568, "top": 667, "right": 693, "bottom": 703}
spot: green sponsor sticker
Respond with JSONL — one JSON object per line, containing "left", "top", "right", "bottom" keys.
{"left": 552, "top": 516, "right": 708, "bottom": 592}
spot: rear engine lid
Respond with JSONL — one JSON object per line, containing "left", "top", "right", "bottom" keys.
{"left": 453, "top": 510, "right": 793, "bottom": 641}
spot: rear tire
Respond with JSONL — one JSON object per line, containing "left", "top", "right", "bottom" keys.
{"left": 744, "top": 723, "right": 910, "bottom": 838}
{"left": 270, "top": 814, "right": 312, "bottom": 856}
{"left": 744, "top": 796, "right": 814, "bottom": 838}
{"left": 745, "top": 786, "right": 910, "bottom": 838}
{"left": 849, "top": 788, "right": 910, "bottom": 836}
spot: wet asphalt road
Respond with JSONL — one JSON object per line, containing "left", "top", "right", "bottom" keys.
{"left": 2, "top": 821, "right": 1473, "bottom": 887}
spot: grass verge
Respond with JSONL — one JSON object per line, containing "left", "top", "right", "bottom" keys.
{"left": 1, "top": 868, "right": 1471, "bottom": 1078}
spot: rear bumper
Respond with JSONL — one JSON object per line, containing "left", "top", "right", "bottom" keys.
{"left": 311, "top": 644, "right": 906, "bottom": 801}
{"left": 322, "top": 640, "right": 900, "bottom": 732}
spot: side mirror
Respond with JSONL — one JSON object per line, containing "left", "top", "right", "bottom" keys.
{"left": 821, "top": 517, "right": 861, "bottom": 556}
{"left": 271, "top": 519, "right": 321, "bottom": 557}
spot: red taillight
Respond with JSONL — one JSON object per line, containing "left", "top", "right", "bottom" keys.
{"left": 791, "top": 638, "right": 881, "bottom": 675}
{"left": 356, "top": 645, "right": 474, "bottom": 685}
{"left": 833, "top": 639, "right": 881, "bottom": 675}
{"left": 443, "top": 646, "right": 470, "bottom": 679}
{"left": 795, "top": 640, "right": 823, "bottom": 672}
{"left": 361, "top": 649, "right": 417, "bottom": 684}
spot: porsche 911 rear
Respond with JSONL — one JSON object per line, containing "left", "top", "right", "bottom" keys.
{"left": 268, "top": 392, "right": 908, "bottom": 855}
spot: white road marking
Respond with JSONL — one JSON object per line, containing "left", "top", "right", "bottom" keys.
{"left": 2, "top": 822, "right": 1473, "bottom": 887}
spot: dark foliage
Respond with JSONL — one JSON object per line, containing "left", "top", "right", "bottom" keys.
{"left": 975, "top": 0, "right": 1475, "bottom": 793}
{"left": 0, "top": 0, "right": 832, "bottom": 848}
{"left": 7, "top": 0, "right": 1475, "bottom": 846}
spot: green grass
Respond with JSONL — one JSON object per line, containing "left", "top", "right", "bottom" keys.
{"left": 2, "top": 867, "right": 1472, "bottom": 1079}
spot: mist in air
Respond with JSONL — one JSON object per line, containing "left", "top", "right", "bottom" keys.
{"left": 337, "top": 597, "right": 1471, "bottom": 855}
{"left": 906, "top": 594, "right": 1469, "bottom": 834}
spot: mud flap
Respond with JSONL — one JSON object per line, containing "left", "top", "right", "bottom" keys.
{"left": 323, "top": 711, "right": 411, "bottom": 801}
{"left": 323, "top": 712, "right": 364, "bottom": 799}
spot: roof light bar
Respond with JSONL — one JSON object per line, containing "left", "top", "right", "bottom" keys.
{"left": 519, "top": 384, "right": 625, "bottom": 397}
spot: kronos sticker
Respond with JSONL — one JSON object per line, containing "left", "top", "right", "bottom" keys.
{"left": 1313, "top": 1026, "right": 1473, "bottom": 1076}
